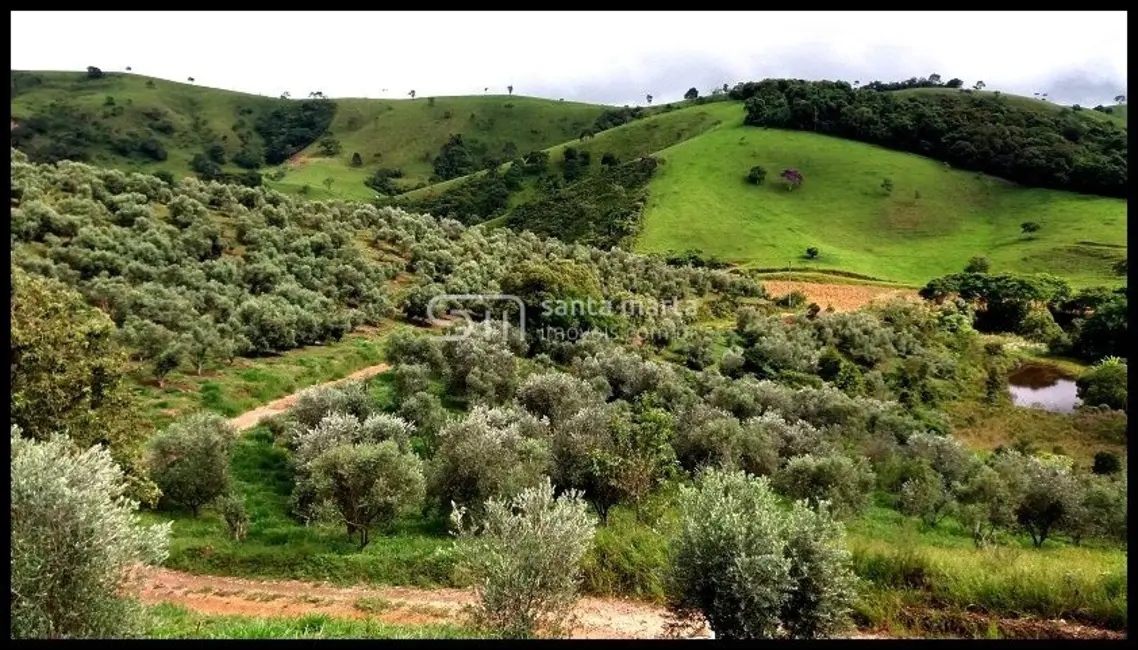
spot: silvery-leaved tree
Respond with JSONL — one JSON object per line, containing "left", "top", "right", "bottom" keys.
{"left": 11, "top": 428, "right": 171, "bottom": 638}
{"left": 452, "top": 478, "right": 596, "bottom": 639}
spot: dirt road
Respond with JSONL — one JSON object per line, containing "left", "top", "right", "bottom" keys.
{"left": 136, "top": 567, "right": 710, "bottom": 639}
{"left": 226, "top": 363, "right": 391, "bottom": 431}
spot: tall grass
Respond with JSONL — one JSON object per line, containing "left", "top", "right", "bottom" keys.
{"left": 145, "top": 603, "right": 480, "bottom": 639}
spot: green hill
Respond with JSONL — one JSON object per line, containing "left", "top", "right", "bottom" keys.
{"left": 11, "top": 70, "right": 284, "bottom": 178}
{"left": 270, "top": 95, "right": 612, "bottom": 200}
{"left": 636, "top": 121, "right": 1126, "bottom": 287}
{"left": 10, "top": 70, "right": 619, "bottom": 202}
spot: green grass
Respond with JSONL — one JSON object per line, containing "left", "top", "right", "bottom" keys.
{"left": 848, "top": 504, "right": 1128, "bottom": 632}
{"left": 140, "top": 424, "right": 460, "bottom": 588}
{"left": 11, "top": 71, "right": 283, "bottom": 180}
{"left": 400, "top": 99, "right": 738, "bottom": 206}
{"left": 636, "top": 124, "right": 1127, "bottom": 288}
{"left": 269, "top": 95, "right": 612, "bottom": 200}
{"left": 130, "top": 322, "right": 409, "bottom": 428}
{"left": 145, "top": 603, "right": 479, "bottom": 639}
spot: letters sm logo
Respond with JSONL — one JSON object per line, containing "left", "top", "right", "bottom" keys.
{"left": 425, "top": 293, "right": 526, "bottom": 341}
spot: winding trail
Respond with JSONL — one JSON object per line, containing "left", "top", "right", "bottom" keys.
{"left": 226, "top": 363, "right": 392, "bottom": 431}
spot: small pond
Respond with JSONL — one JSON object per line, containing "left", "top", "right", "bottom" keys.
{"left": 1007, "top": 362, "right": 1081, "bottom": 413}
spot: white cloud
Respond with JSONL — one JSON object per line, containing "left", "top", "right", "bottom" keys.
{"left": 10, "top": 11, "right": 1127, "bottom": 106}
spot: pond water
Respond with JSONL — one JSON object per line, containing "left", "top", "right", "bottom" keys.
{"left": 1007, "top": 362, "right": 1081, "bottom": 413}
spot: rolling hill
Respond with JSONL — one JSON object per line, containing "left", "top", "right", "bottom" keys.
{"left": 10, "top": 71, "right": 1127, "bottom": 288}
{"left": 635, "top": 120, "right": 1126, "bottom": 287}
{"left": 10, "top": 70, "right": 621, "bottom": 201}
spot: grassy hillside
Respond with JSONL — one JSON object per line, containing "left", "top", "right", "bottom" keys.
{"left": 401, "top": 99, "right": 737, "bottom": 205}
{"left": 270, "top": 95, "right": 612, "bottom": 201}
{"left": 10, "top": 71, "right": 618, "bottom": 202}
{"left": 637, "top": 123, "right": 1127, "bottom": 288}
{"left": 11, "top": 70, "right": 283, "bottom": 178}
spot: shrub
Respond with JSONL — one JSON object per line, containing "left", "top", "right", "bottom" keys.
{"left": 429, "top": 406, "right": 551, "bottom": 515}
{"left": 953, "top": 464, "right": 1015, "bottom": 547}
{"left": 452, "top": 478, "right": 596, "bottom": 639}
{"left": 1076, "top": 358, "right": 1127, "bottom": 412}
{"left": 391, "top": 363, "right": 432, "bottom": 406}
{"left": 805, "top": 247, "right": 819, "bottom": 259}
{"left": 516, "top": 371, "right": 603, "bottom": 429}
{"left": 1092, "top": 451, "right": 1122, "bottom": 475}
{"left": 963, "top": 256, "right": 990, "bottom": 273}
{"left": 897, "top": 463, "right": 955, "bottom": 528}
{"left": 746, "top": 165, "right": 767, "bottom": 185}
{"left": 667, "top": 469, "right": 856, "bottom": 639}
{"left": 215, "top": 492, "right": 250, "bottom": 541}
{"left": 309, "top": 441, "right": 426, "bottom": 548}
{"left": 773, "top": 454, "right": 875, "bottom": 520}
{"left": 398, "top": 391, "right": 449, "bottom": 445}
{"left": 146, "top": 412, "right": 237, "bottom": 516}
{"left": 11, "top": 429, "right": 170, "bottom": 638}
{"left": 290, "top": 382, "right": 375, "bottom": 431}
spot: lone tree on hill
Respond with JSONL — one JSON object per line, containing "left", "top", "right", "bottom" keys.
{"left": 685, "top": 87, "right": 700, "bottom": 101}
{"left": 805, "top": 247, "right": 819, "bottom": 259}
{"left": 409, "top": 90, "right": 416, "bottom": 100}
{"left": 1114, "top": 94, "right": 1127, "bottom": 104}
{"left": 187, "top": 77, "right": 195, "bottom": 83}
{"left": 973, "top": 80, "right": 986, "bottom": 91}
{"left": 646, "top": 94, "right": 653, "bottom": 105}
{"left": 781, "top": 168, "right": 804, "bottom": 190}
{"left": 1021, "top": 221, "right": 1041, "bottom": 235}
{"left": 746, "top": 165, "right": 767, "bottom": 185}
{"left": 86, "top": 66, "right": 104, "bottom": 79}
{"left": 508, "top": 85, "right": 514, "bottom": 95}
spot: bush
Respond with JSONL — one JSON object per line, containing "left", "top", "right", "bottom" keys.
{"left": 215, "top": 492, "right": 249, "bottom": 541}
{"left": 391, "top": 363, "right": 432, "bottom": 406}
{"left": 964, "top": 256, "right": 990, "bottom": 273}
{"left": 11, "top": 429, "right": 170, "bottom": 638}
{"left": 897, "top": 463, "right": 955, "bottom": 528}
{"left": 1076, "top": 358, "right": 1127, "bottom": 412}
{"left": 773, "top": 454, "right": 875, "bottom": 520}
{"left": 452, "top": 478, "right": 596, "bottom": 639}
{"left": 309, "top": 441, "right": 426, "bottom": 548}
{"left": 667, "top": 469, "right": 856, "bottom": 639}
{"left": 429, "top": 406, "right": 551, "bottom": 515}
{"left": 805, "top": 247, "right": 819, "bottom": 260}
{"left": 1092, "top": 451, "right": 1122, "bottom": 475}
{"left": 746, "top": 165, "right": 767, "bottom": 185}
{"left": 146, "top": 412, "right": 237, "bottom": 516}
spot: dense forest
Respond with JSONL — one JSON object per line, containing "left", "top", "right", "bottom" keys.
{"left": 730, "top": 79, "right": 1127, "bottom": 197}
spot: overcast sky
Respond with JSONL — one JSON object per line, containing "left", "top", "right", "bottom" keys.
{"left": 11, "top": 11, "right": 1128, "bottom": 107}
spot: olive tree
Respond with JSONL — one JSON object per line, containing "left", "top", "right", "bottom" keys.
{"left": 773, "top": 454, "right": 875, "bottom": 520}
{"left": 953, "top": 464, "right": 1016, "bottom": 547}
{"left": 667, "top": 469, "right": 857, "bottom": 639}
{"left": 146, "top": 412, "right": 237, "bottom": 516}
{"left": 309, "top": 441, "right": 426, "bottom": 548}
{"left": 451, "top": 478, "right": 596, "bottom": 639}
{"left": 430, "top": 406, "right": 551, "bottom": 515}
{"left": 11, "top": 429, "right": 171, "bottom": 638}
{"left": 897, "top": 462, "right": 955, "bottom": 528}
